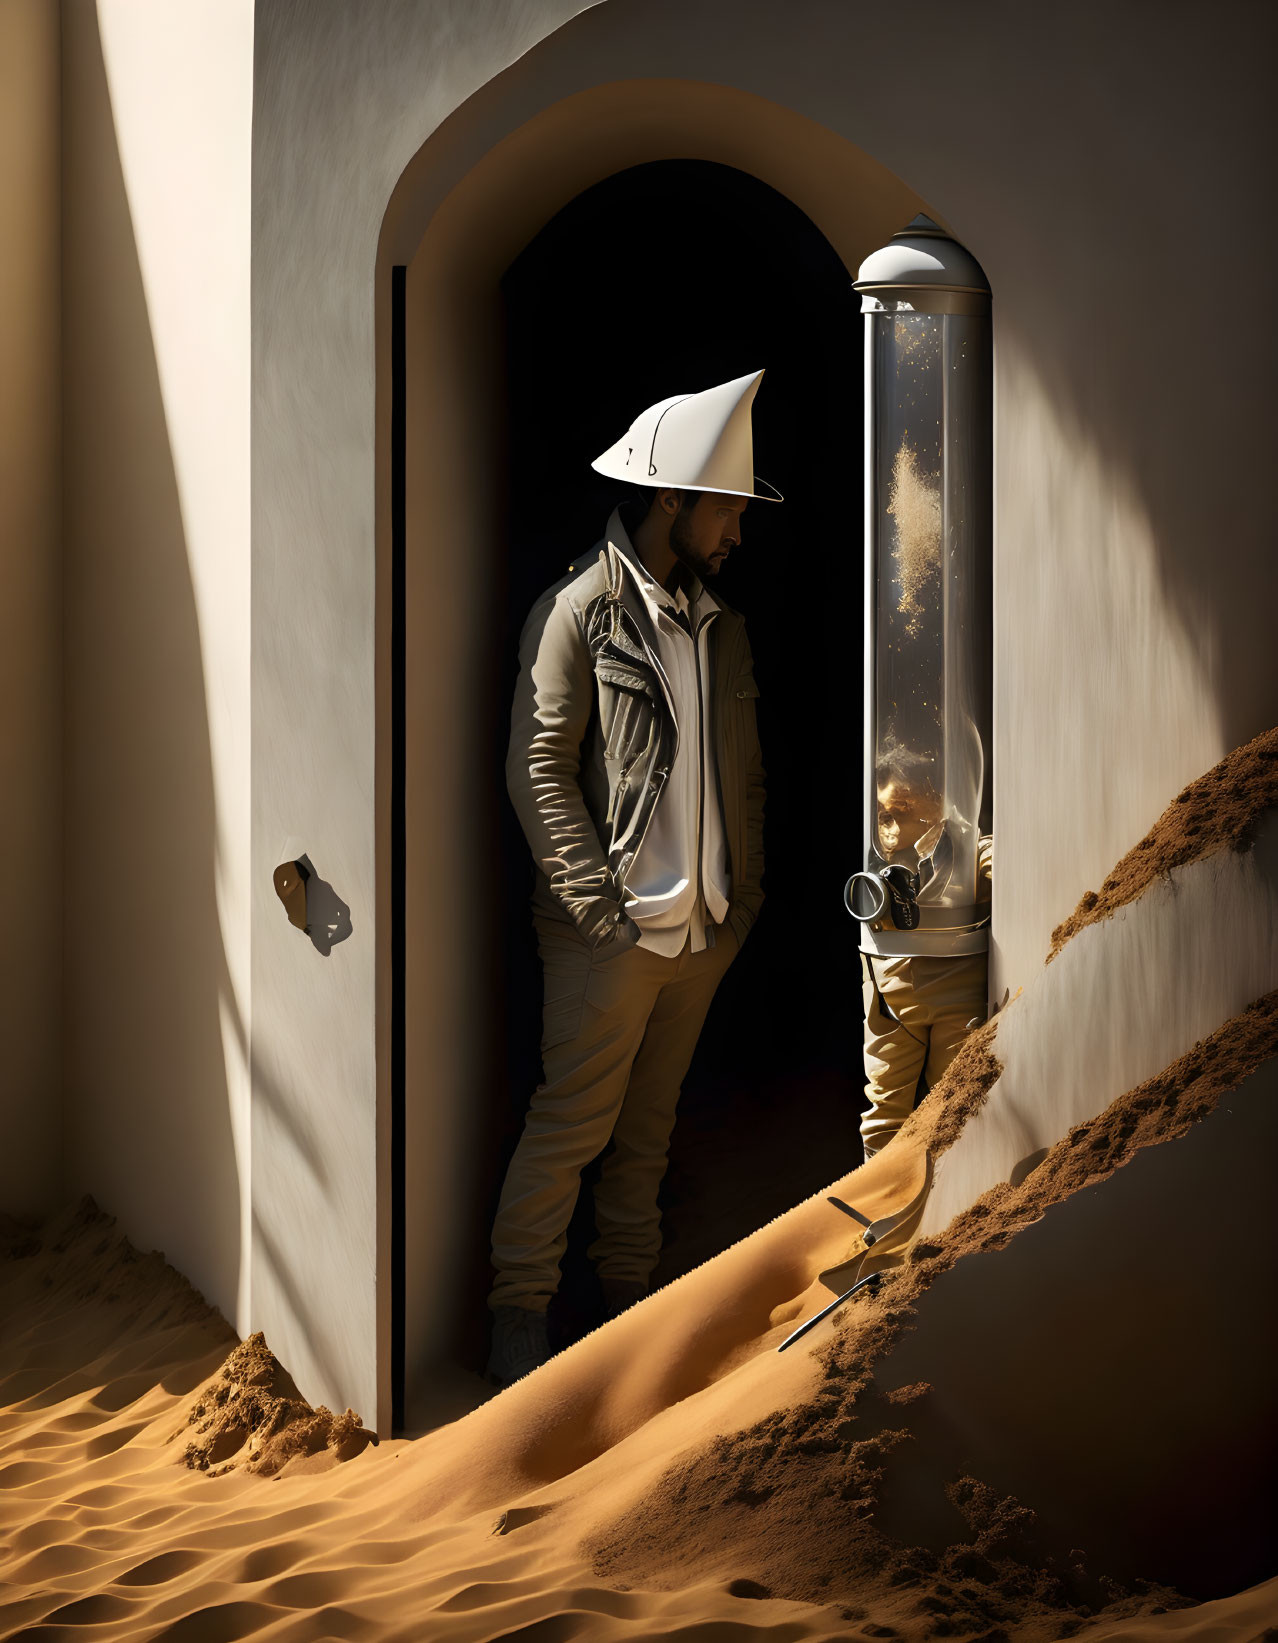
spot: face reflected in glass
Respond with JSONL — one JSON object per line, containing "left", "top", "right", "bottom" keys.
{"left": 877, "top": 776, "right": 942, "bottom": 862}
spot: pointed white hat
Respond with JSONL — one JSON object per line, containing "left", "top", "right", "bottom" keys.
{"left": 591, "top": 369, "right": 781, "bottom": 501}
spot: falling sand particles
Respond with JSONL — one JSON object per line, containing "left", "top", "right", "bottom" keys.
{"left": 888, "top": 442, "right": 942, "bottom": 640}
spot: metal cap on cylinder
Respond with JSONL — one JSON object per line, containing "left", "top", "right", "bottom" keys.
{"left": 854, "top": 214, "right": 990, "bottom": 315}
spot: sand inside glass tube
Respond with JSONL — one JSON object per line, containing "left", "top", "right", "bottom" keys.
{"left": 887, "top": 441, "right": 941, "bottom": 639}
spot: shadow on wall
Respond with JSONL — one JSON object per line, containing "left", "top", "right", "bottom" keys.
{"left": 62, "top": 10, "right": 241, "bottom": 1317}
{"left": 876, "top": 1056, "right": 1278, "bottom": 1599}
{"left": 273, "top": 853, "right": 353, "bottom": 958}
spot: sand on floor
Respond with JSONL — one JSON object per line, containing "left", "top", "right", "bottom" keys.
{"left": 4, "top": 991, "right": 1274, "bottom": 1641}
{"left": 3, "top": 738, "right": 1276, "bottom": 1642}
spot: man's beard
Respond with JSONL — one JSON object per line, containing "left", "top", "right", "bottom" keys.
{"left": 669, "top": 510, "right": 720, "bottom": 581}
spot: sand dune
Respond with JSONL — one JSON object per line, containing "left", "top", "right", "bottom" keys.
{"left": 3, "top": 1024, "right": 1272, "bottom": 1640}
{"left": 2, "top": 738, "right": 1276, "bottom": 1641}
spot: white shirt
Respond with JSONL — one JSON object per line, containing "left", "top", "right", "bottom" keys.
{"left": 615, "top": 538, "right": 731, "bottom": 955}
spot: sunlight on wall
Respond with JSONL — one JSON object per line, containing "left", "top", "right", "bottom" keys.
{"left": 991, "top": 337, "right": 1225, "bottom": 998}
{"left": 919, "top": 332, "right": 1241, "bottom": 1231}
{"left": 95, "top": 0, "right": 254, "bottom": 1327}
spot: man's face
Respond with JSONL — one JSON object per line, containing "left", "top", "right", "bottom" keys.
{"left": 669, "top": 492, "right": 748, "bottom": 580}
{"left": 877, "top": 778, "right": 941, "bottom": 860}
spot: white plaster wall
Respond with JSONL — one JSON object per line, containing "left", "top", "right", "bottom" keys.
{"left": 62, "top": 0, "right": 253, "bottom": 1327}
{"left": 0, "top": 0, "right": 62, "bottom": 1215}
{"left": 251, "top": 0, "right": 596, "bottom": 1428}
{"left": 252, "top": 0, "right": 1277, "bottom": 1422}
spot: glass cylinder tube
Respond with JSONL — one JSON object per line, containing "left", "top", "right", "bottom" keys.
{"left": 855, "top": 219, "right": 992, "bottom": 956}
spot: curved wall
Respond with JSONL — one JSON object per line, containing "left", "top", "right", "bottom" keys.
{"left": 0, "top": 0, "right": 61, "bottom": 1216}
{"left": 251, "top": 0, "right": 1277, "bottom": 1427}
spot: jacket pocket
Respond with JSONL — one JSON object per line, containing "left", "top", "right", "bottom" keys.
{"left": 596, "top": 658, "right": 655, "bottom": 697}
{"left": 603, "top": 685, "right": 647, "bottom": 763}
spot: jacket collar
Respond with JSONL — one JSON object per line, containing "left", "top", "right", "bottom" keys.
{"left": 603, "top": 507, "right": 718, "bottom": 628}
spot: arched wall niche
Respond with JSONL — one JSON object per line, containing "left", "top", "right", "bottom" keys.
{"left": 373, "top": 78, "right": 930, "bottom": 1431}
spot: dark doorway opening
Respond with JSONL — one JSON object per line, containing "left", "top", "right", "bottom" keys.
{"left": 478, "top": 159, "right": 867, "bottom": 1353}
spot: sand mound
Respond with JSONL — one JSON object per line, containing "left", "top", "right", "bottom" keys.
{"left": 1049, "top": 726, "right": 1278, "bottom": 959}
{"left": 2, "top": 739, "right": 1276, "bottom": 1640}
{"left": 588, "top": 993, "right": 1277, "bottom": 1636}
{"left": 0, "top": 1198, "right": 376, "bottom": 1485}
{"left": 2, "top": 1045, "right": 1274, "bottom": 1641}
{"left": 176, "top": 1333, "right": 377, "bottom": 1478}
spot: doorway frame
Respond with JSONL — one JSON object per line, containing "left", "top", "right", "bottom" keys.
{"left": 374, "top": 77, "right": 933, "bottom": 1434}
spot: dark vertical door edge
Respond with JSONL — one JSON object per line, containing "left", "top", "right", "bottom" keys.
{"left": 390, "top": 266, "right": 407, "bottom": 1434}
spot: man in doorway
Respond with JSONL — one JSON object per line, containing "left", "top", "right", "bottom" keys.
{"left": 487, "top": 371, "right": 774, "bottom": 1386}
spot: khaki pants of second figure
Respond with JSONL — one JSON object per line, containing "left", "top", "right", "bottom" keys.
{"left": 860, "top": 951, "right": 988, "bottom": 1159}
{"left": 490, "top": 912, "right": 739, "bottom": 1313}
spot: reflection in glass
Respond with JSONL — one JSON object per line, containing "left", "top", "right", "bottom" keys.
{"left": 870, "top": 309, "right": 989, "bottom": 924}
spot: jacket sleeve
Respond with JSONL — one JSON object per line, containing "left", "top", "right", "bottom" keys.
{"left": 505, "top": 591, "right": 628, "bottom": 947}
{"left": 728, "top": 635, "right": 766, "bottom": 946}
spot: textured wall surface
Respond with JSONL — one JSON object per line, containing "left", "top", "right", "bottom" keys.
{"left": 0, "top": 0, "right": 62, "bottom": 1215}
{"left": 249, "top": 0, "right": 1275, "bottom": 1423}
{"left": 61, "top": 0, "right": 253, "bottom": 1327}
{"left": 251, "top": 0, "right": 596, "bottom": 1428}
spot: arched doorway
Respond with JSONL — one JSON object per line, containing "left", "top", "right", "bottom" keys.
{"left": 377, "top": 82, "right": 927, "bottom": 1432}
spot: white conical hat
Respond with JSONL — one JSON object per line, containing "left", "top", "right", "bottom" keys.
{"left": 591, "top": 369, "right": 781, "bottom": 501}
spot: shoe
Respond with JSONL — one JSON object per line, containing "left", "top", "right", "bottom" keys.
{"left": 486, "top": 1305, "right": 551, "bottom": 1386}
{"left": 599, "top": 1277, "right": 649, "bottom": 1321}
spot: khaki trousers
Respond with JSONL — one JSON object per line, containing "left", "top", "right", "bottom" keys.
{"left": 490, "top": 914, "right": 738, "bottom": 1312}
{"left": 860, "top": 951, "right": 988, "bottom": 1159}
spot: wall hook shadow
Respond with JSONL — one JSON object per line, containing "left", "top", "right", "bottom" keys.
{"left": 272, "top": 854, "right": 353, "bottom": 957}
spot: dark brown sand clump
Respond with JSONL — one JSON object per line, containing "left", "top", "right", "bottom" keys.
{"left": 1048, "top": 725, "right": 1278, "bottom": 960}
{"left": 591, "top": 991, "right": 1278, "bottom": 1638}
{"left": 175, "top": 1332, "right": 376, "bottom": 1477}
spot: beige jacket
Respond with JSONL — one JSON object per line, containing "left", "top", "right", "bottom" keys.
{"left": 506, "top": 514, "right": 765, "bottom": 954}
